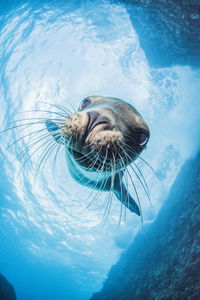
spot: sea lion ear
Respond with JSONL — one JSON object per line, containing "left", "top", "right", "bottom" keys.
{"left": 114, "top": 183, "right": 141, "bottom": 216}
{"left": 45, "top": 120, "right": 64, "bottom": 145}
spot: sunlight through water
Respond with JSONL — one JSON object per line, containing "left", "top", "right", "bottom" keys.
{"left": 0, "top": 1, "right": 200, "bottom": 299}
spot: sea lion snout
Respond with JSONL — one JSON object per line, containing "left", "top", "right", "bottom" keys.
{"left": 61, "top": 95, "right": 150, "bottom": 160}
{"left": 62, "top": 110, "right": 110, "bottom": 141}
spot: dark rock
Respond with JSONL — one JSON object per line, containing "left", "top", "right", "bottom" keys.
{"left": 0, "top": 273, "right": 17, "bottom": 300}
{"left": 91, "top": 150, "right": 200, "bottom": 299}
{"left": 113, "top": 0, "right": 200, "bottom": 68}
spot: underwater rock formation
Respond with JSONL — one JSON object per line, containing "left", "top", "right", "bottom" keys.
{"left": 115, "top": 0, "right": 200, "bottom": 68}
{"left": 0, "top": 273, "right": 17, "bottom": 300}
{"left": 91, "top": 150, "right": 200, "bottom": 299}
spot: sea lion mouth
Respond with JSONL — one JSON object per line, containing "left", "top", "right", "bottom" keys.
{"left": 84, "top": 111, "right": 110, "bottom": 140}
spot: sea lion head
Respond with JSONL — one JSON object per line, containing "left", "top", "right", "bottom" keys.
{"left": 60, "top": 96, "right": 149, "bottom": 172}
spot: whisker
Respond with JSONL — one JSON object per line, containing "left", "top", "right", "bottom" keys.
{"left": 121, "top": 141, "right": 158, "bottom": 178}
{"left": 120, "top": 145, "right": 151, "bottom": 205}
{"left": 17, "top": 136, "right": 55, "bottom": 177}
{"left": 16, "top": 109, "right": 67, "bottom": 118}
{"left": 85, "top": 146, "right": 103, "bottom": 171}
{"left": 65, "top": 148, "right": 99, "bottom": 185}
{"left": 6, "top": 127, "right": 53, "bottom": 150}
{"left": 73, "top": 148, "right": 96, "bottom": 164}
{"left": 65, "top": 135, "right": 73, "bottom": 148}
{"left": 38, "top": 101, "right": 72, "bottom": 115}
{"left": 81, "top": 148, "right": 109, "bottom": 212}
{"left": 35, "top": 137, "right": 61, "bottom": 180}
{"left": 103, "top": 152, "right": 116, "bottom": 224}
{"left": 81, "top": 148, "right": 103, "bottom": 187}
{"left": 82, "top": 173, "right": 107, "bottom": 213}
{"left": 133, "top": 161, "right": 150, "bottom": 196}
{"left": 0, "top": 121, "right": 48, "bottom": 135}
{"left": 126, "top": 164, "right": 143, "bottom": 226}
{"left": 87, "top": 169, "right": 109, "bottom": 209}
{"left": 118, "top": 170, "right": 125, "bottom": 227}
{"left": 10, "top": 117, "right": 64, "bottom": 124}
{"left": 119, "top": 153, "right": 143, "bottom": 226}
{"left": 59, "top": 100, "right": 76, "bottom": 113}
{"left": 16, "top": 121, "right": 47, "bottom": 136}
{"left": 52, "top": 141, "right": 62, "bottom": 179}
{"left": 103, "top": 167, "right": 112, "bottom": 218}
{"left": 138, "top": 156, "right": 158, "bottom": 178}
{"left": 118, "top": 155, "right": 129, "bottom": 209}
{"left": 120, "top": 144, "right": 150, "bottom": 195}
{"left": 13, "top": 129, "right": 60, "bottom": 165}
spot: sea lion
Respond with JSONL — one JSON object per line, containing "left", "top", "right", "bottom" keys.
{"left": 45, "top": 96, "right": 150, "bottom": 216}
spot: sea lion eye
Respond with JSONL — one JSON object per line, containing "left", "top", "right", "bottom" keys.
{"left": 136, "top": 131, "right": 149, "bottom": 146}
{"left": 78, "top": 98, "right": 91, "bottom": 111}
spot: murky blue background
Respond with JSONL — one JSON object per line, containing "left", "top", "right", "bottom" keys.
{"left": 0, "top": 1, "right": 200, "bottom": 299}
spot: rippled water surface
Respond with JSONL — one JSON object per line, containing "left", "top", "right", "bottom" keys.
{"left": 0, "top": 1, "right": 200, "bottom": 299}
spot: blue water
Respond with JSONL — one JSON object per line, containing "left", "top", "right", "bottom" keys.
{"left": 0, "top": 1, "right": 200, "bottom": 299}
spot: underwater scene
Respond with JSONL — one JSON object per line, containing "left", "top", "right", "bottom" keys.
{"left": 0, "top": 0, "right": 200, "bottom": 299}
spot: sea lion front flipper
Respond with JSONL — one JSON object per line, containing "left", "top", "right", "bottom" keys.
{"left": 114, "top": 182, "right": 140, "bottom": 216}
{"left": 45, "top": 120, "right": 64, "bottom": 144}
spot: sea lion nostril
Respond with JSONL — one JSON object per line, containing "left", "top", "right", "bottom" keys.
{"left": 87, "top": 111, "right": 100, "bottom": 125}
{"left": 86, "top": 111, "right": 109, "bottom": 138}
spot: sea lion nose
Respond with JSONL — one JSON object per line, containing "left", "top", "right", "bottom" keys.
{"left": 87, "top": 111, "right": 100, "bottom": 125}
{"left": 86, "top": 111, "right": 109, "bottom": 137}
{"left": 87, "top": 111, "right": 101, "bottom": 134}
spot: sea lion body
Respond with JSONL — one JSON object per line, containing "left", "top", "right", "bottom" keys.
{"left": 46, "top": 96, "right": 150, "bottom": 216}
